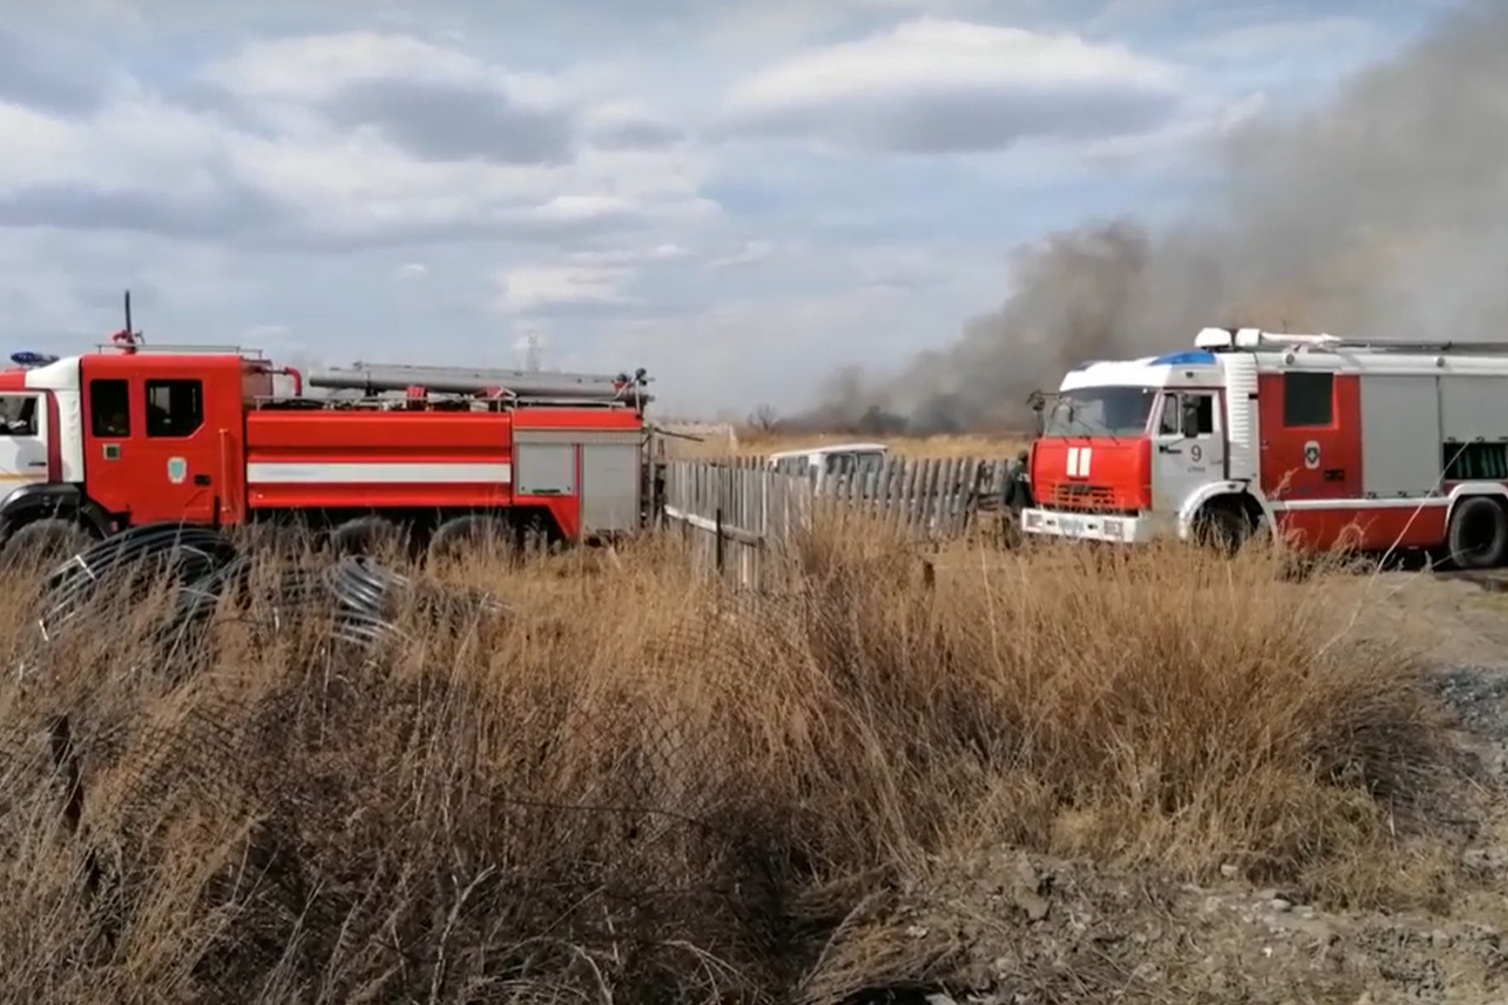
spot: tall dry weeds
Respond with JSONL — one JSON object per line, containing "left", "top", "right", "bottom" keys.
{"left": 0, "top": 526, "right": 1452, "bottom": 1003}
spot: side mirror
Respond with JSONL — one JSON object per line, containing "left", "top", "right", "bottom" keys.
{"left": 1026, "top": 389, "right": 1046, "bottom": 438}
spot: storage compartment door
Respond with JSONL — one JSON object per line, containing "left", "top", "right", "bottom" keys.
{"left": 514, "top": 443, "right": 575, "bottom": 496}
{"left": 580, "top": 443, "right": 642, "bottom": 532}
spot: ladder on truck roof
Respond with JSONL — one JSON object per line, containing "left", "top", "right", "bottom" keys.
{"left": 94, "top": 342, "right": 267, "bottom": 359}
{"left": 306, "top": 362, "right": 653, "bottom": 403}
{"left": 1329, "top": 339, "right": 1508, "bottom": 354}
{"left": 1195, "top": 327, "right": 1508, "bottom": 355}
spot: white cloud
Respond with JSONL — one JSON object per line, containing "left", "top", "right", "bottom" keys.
{"left": 1089, "top": 0, "right": 1189, "bottom": 29}
{"left": 705, "top": 239, "right": 777, "bottom": 270}
{"left": 0, "top": 95, "right": 224, "bottom": 194}
{"left": 1179, "top": 17, "right": 1378, "bottom": 61}
{"left": 200, "top": 31, "right": 563, "bottom": 108}
{"left": 0, "top": 29, "right": 721, "bottom": 251}
{"left": 495, "top": 263, "right": 637, "bottom": 315}
{"left": 566, "top": 243, "right": 690, "bottom": 266}
{"left": 721, "top": 17, "right": 1185, "bottom": 154}
{"left": 607, "top": 289, "right": 941, "bottom": 413}
{"left": 590, "top": 236, "right": 1008, "bottom": 412}
{"left": 697, "top": 0, "right": 1001, "bottom": 58}
{"left": 1079, "top": 91, "right": 1270, "bottom": 168}
{"left": 199, "top": 31, "right": 578, "bottom": 166}
{"left": 579, "top": 100, "right": 686, "bottom": 150}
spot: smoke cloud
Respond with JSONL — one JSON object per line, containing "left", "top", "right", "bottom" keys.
{"left": 794, "top": 3, "right": 1508, "bottom": 436}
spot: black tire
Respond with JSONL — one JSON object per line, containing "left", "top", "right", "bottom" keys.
{"left": 2, "top": 518, "right": 94, "bottom": 568}
{"left": 1447, "top": 496, "right": 1508, "bottom": 570}
{"left": 329, "top": 516, "right": 406, "bottom": 559}
{"left": 519, "top": 511, "right": 552, "bottom": 557}
{"left": 427, "top": 515, "right": 514, "bottom": 568}
{"left": 1192, "top": 504, "right": 1250, "bottom": 555}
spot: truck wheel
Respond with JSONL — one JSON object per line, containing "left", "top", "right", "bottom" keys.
{"left": 329, "top": 516, "right": 406, "bottom": 559}
{"left": 519, "top": 512, "right": 552, "bottom": 557}
{"left": 2, "top": 518, "right": 94, "bottom": 568}
{"left": 428, "top": 515, "right": 514, "bottom": 568}
{"left": 1192, "top": 504, "right": 1250, "bottom": 556}
{"left": 1447, "top": 496, "right": 1508, "bottom": 570}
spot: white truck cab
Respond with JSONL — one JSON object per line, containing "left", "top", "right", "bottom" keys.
{"left": 1020, "top": 346, "right": 1241, "bottom": 545}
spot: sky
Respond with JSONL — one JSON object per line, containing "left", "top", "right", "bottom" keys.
{"left": 0, "top": 0, "right": 1469, "bottom": 417}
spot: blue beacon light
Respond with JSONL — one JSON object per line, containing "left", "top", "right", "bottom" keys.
{"left": 10, "top": 351, "right": 60, "bottom": 367}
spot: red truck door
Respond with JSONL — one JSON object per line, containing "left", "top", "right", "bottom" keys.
{"left": 82, "top": 356, "right": 244, "bottom": 526}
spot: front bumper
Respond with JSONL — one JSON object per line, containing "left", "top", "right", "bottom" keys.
{"left": 1020, "top": 507, "right": 1160, "bottom": 544}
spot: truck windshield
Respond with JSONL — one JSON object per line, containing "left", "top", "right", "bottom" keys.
{"left": 1043, "top": 386, "right": 1156, "bottom": 437}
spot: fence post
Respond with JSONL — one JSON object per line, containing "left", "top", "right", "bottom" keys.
{"left": 715, "top": 506, "right": 725, "bottom": 577}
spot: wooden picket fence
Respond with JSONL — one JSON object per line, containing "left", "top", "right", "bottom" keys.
{"left": 658, "top": 460, "right": 812, "bottom": 588}
{"left": 659, "top": 455, "right": 1015, "bottom": 588}
{"left": 809, "top": 455, "right": 1014, "bottom": 535}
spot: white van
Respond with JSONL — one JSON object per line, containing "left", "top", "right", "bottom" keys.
{"left": 766, "top": 442, "right": 889, "bottom": 490}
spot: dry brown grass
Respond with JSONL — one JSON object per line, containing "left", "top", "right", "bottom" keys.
{"left": 0, "top": 524, "right": 1460, "bottom": 1004}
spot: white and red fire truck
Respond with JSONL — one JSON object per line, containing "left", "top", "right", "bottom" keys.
{"left": 0, "top": 315, "right": 654, "bottom": 560}
{"left": 1018, "top": 326, "right": 1508, "bottom": 568}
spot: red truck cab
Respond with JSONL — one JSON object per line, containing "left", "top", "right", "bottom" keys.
{"left": 1024, "top": 383, "right": 1157, "bottom": 542}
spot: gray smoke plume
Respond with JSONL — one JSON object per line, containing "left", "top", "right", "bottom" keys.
{"left": 795, "top": 3, "right": 1508, "bottom": 435}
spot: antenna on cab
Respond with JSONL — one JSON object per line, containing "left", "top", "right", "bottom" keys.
{"left": 112, "top": 289, "right": 143, "bottom": 352}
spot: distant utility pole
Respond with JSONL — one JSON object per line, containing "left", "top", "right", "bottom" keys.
{"left": 524, "top": 329, "right": 541, "bottom": 372}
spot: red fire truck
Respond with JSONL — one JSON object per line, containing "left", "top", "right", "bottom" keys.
{"left": 0, "top": 314, "right": 655, "bottom": 561}
{"left": 1017, "top": 326, "right": 1508, "bottom": 568}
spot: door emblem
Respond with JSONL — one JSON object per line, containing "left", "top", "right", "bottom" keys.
{"left": 167, "top": 457, "right": 187, "bottom": 484}
{"left": 1303, "top": 441, "right": 1321, "bottom": 470}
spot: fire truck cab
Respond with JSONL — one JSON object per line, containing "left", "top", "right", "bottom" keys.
{"left": 0, "top": 331, "right": 654, "bottom": 560}
{"left": 1020, "top": 326, "right": 1508, "bottom": 567}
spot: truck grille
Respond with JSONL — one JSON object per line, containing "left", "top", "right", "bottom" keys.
{"left": 1044, "top": 483, "right": 1117, "bottom": 510}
